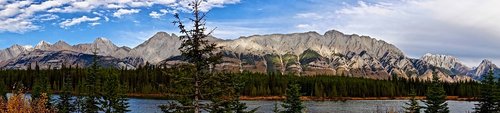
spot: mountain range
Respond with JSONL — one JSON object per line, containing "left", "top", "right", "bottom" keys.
{"left": 0, "top": 29, "right": 498, "bottom": 82}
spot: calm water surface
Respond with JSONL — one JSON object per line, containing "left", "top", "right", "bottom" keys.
{"left": 127, "top": 99, "right": 477, "bottom": 113}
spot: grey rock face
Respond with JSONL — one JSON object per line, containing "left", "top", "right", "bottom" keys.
{"left": 51, "top": 40, "right": 73, "bottom": 51}
{"left": 0, "top": 50, "right": 135, "bottom": 70}
{"left": 128, "top": 32, "right": 181, "bottom": 63}
{"left": 0, "top": 45, "right": 30, "bottom": 62}
{"left": 34, "top": 40, "right": 51, "bottom": 50}
{"left": 217, "top": 30, "right": 403, "bottom": 59}
{"left": 421, "top": 53, "right": 471, "bottom": 75}
{"left": 467, "top": 59, "right": 500, "bottom": 79}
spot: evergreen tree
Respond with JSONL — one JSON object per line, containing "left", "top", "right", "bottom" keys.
{"left": 74, "top": 79, "right": 87, "bottom": 113}
{"left": 404, "top": 89, "right": 421, "bottom": 113}
{"left": 31, "top": 73, "right": 51, "bottom": 107}
{"left": 423, "top": 72, "right": 449, "bottom": 113}
{"left": 100, "top": 71, "right": 129, "bottom": 113}
{"left": 207, "top": 74, "right": 258, "bottom": 113}
{"left": 158, "top": 0, "right": 251, "bottom": 113}
{"left": 56, "top": 72, "right": 75, "bottom": 113}
{"left": 475, "top": 69, "right": 497, "bottom": 113}
{"left": 282, "top": 82, "right": 304, "bottom": 113}
{"left": 82, "top": 47, "right": 101, "bottom": 113}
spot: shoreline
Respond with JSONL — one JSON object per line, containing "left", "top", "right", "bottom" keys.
{"left": 123, "top": 93, "right": 476, "bottom": 101}
{"left": 239, "top": 96, "right": 476, "bottom": 101}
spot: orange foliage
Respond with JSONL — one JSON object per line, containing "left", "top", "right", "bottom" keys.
{"left": 0, "top": 91, "right": 56, "bottom": 113}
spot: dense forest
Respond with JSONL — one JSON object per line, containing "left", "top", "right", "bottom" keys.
{"left": 0, "top": 64, "right": 480, "bottom": 98}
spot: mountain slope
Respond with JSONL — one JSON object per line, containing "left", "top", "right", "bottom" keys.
{"left": 420, "top": 53, "right": 471, "bottom": 75}
{"left": 467, "top": 60, "right": 500, "bottom": 79}
{"left": 128, "top": 32, "right": 181, "bottom": 63}
{"left": 0, "top": 50, "right": 135, "bottom": 70}
{"left": 0, "top": 29, "right": 493, "bottom": 82}
{"left": 0, "top": 45, "right": 30, "bottom": 62}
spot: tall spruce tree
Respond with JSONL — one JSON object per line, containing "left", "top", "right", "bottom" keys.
{"left": 75, "top": 78, "right": 87, "bottom": 113}
{"left": 404, "top": 89, "right": 421, "bottom": 113}
{"left": 475, "top": 69, "right": 497, "bottom": 113}
{"left": 158, "top": 0, "right": 252, "bottom": 113}
{"left": 31, "top": 72, "right": 52, "bottom": 107}
{"left": 282, "top": 82, "right": 304, "bottom": 113}
{"left": 56, "top": 67, "right": 75, "bottom": 113}
{"left": 423, "top": 72, "right": 449, "bottom": 113}
{"left": 100, "top": 71, "right": 130, "bottom": 113}
{"left": 206, "top": 74, "right": 258, "bottom": 113}
{"left": 82, "top": 47, "right": 101, "bottom": 113}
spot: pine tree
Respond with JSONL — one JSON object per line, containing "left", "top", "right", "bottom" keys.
{"left": 31, "top": 73, "right": 51, "bottom": 107}
{"left": 74, "top": 79, "right": 87, "bottom": 113}
{"left": 158, "top": 0, "right": 251, "bottom": 113}
{"left": 100, "top": 71, "right": 129, "bottom": 113}
{"left": 82, "top": 47, "right": 101, "bottom": 113}
{"left": 282, "top": 82, "right": 304, "bottom": 113}
{"left": 474, "top": 69, "right": 497, "bottom": 113}
{"left": 207, "top": 74, "right": 258, "bottom": 113}
{"left": 423, "top": 72, "right": 449, "bottom": 113}
{"left": 55, "top": 72, "right": 75, "bottom": 113}
{"left": 404, "top": 89, "right": 421, "bottom": 113}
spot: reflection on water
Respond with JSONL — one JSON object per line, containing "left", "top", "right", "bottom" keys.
{"left": 127, "top": 99, "right": 477, "bottom": 113}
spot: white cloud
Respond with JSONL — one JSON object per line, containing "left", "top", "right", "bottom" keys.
{"left": 0, "top": 0, "right": 239, "bottom": 33}
{"left": 149, "top": 11, "right": 162, "bottom": 19}
{"left": 149, "top": 9, "right": 175, "bottom": 19}
{"left": 36, "top": 14, "right": 59, "bottom": 21}
{"left": 294, "top": 13, "right": 324, "bottom": 20}
{"left": 0, "top": 16, "right": 39, "bottom": 33}
{"left": 59, "top": 16, "right": 100, "bottom": 28}
{"left": 295, "top": 24, "right": 312, "bottom": 29}
{"left": 89, "top": 22, "right": 101, "bottom": 26}
{"left": 177, "top": 0, "right": 240, "bottom": 12}
{"left": 113, "top": 9, "right": 140, "bottom": 18}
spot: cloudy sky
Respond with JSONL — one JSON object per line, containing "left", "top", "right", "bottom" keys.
{"left": 0, "top": 0, "right": 499, "bottom": 67}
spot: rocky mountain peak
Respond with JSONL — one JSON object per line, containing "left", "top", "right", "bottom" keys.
{"left": 467, "top": 59, "right": 499, "bottom": 79}
{"left": 421, "top": 53, "right": 459, "bottom": 66}
{"left": 52, "top": 40, "right": 73, "bottom": 51}
{"left": 0, "top": 44, "right": 31, "bottom": 62}
{"left": 34, "top": 40, "right": 51, "bottom": 50}
{"left": 128, "top": 32, "right": 181, "bottom": 63}
{"left": 54, "top": 40, "right": 69, "bottom": 45}
{"left": 10, "top": 44, "right": 24, "bottom": 49}
{"left": 420, "top": 53, "right": 470, "bottom": 75}
{"left": 91, "top": 37, "right": 119, "bottom": 56}
{"left": 94, "top": 37, "right": 113, "bottom": 45}
{"left": 22, "top": 45, "right": 33, "bottom": 50}
{"left": 478, "top": 59, "right": 497, "bottom": 70}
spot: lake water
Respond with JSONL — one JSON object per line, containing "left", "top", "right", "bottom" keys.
{"left": 9, "top": 94, "right": 476, "bottom": 112}
{"left": 127, "top": 99, "right": 477, "bottom": 113}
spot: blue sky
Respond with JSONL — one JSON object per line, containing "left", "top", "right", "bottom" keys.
{"left": 1, "top": 0, "right": 500, "bottom": 66}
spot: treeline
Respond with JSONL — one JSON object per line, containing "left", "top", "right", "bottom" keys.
{"left": 0, "top": 65, "right": 480, "bottom": 98}
{"left": 241, "top": 73, "right": 480, "bottom": 98}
